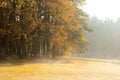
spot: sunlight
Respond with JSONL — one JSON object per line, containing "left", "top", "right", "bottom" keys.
{"left": 84, "top": 0, "right": 120, "bottom": 21}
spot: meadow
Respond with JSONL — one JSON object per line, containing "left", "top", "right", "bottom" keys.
{"left": 0, "top": 58, "right": 120, "bottom": 80}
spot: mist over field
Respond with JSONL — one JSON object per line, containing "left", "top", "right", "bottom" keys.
{"left": 1, "top": 0, "right": 120, "bottom": 80}
{"left": 81, "top": 17, "right": 120, "bottom": 60}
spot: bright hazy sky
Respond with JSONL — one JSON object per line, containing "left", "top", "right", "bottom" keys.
{"left": 84, "top": 0, "right": 120, "bottom": 21}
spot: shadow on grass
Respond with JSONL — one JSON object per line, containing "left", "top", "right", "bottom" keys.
{"left": 0, "top": 59, "right": 26, "bottom": 67}
{"left": 0, "top": 57, "right": 71, "bottom": 67}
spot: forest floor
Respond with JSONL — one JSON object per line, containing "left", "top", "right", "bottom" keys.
{"left": 0, "top": 57, "right": 120, "bottom": 80}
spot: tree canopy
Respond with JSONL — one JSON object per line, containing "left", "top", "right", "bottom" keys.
{"left": 0, "top": 0, "right": 89, "bottom": 59}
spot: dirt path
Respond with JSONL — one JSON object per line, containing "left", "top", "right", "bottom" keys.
{"left": 0, "top": 58, "right": 120, "bottom": 80}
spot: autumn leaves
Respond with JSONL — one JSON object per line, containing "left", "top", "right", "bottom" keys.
{"left": 0, "top": 0, "right": 88, "bottom": 59}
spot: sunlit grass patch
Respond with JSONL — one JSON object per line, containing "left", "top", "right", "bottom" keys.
{"left": 0, "top": 58, "right": 120, "bottom": 80}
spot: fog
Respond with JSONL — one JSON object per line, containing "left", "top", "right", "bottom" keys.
{"left": 81, "top": 17, "right": 120, "bottom": 60}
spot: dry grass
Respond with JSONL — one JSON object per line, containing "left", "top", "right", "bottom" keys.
{"left": 0, "top": 58, "right": 120, "bottom": 80}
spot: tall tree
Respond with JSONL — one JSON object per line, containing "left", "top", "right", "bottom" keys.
{"left": 0, "top": 0, "right": 90, "bottom": 59}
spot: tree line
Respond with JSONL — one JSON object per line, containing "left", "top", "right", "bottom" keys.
{"left": 84, "top": 17, "right": 120, "bottom": 59}
{"left": 0, "top": 0, "right": 90, "bottom": 59}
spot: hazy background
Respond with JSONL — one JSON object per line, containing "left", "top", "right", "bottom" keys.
{"left": 80, "top": 0, "right": 120, "bottom": 59}
{"left": 84, "top": 0, "right": 120, "bottom": 21}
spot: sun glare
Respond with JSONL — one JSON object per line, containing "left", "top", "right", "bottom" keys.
{"left": 84, "top": 0, "right": 120, "bottom": 21}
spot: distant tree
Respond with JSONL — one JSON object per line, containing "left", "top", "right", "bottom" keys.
{"left": 85, "top": 17, "right": 120, "bottom": 59}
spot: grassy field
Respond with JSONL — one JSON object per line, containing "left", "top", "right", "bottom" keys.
{"left": 0, "top": 58, "right": 120, "bottom": 80}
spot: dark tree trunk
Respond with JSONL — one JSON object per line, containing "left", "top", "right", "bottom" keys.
{"left": 52, "top": 45, "right": 56, "bottom": 59}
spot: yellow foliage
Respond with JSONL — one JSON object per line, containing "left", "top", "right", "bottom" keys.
{"left": 46, "top": 0, "right": 75, "bottom": 24}
{"left": 0, "top": 1, "right": 7, "bottom": 7}
{"left": 0, "top": 29, "right": 6, "bottom": 37}
{"left": 80, "top": 31, "right": 87, "bottom": 42}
